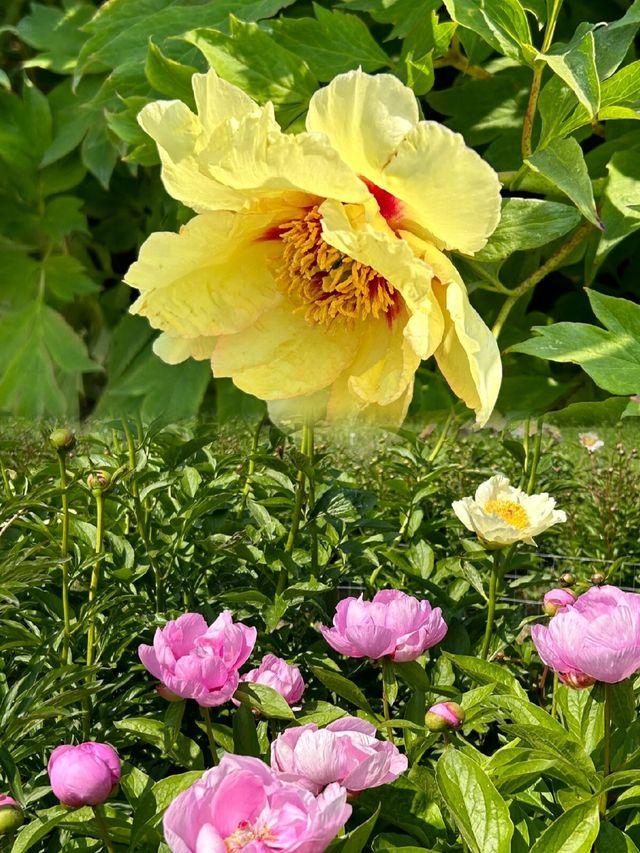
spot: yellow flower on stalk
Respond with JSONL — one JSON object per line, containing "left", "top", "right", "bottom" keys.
{"left": 452, "top": 474, "right": 567, "bottom": 547}
{"left": 125, "top": 69, "right": 503, "bottom": 425}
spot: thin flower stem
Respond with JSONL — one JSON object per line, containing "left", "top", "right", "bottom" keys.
{"left": 492, "top": 221, "right": 593, "bottom": 338}
{"left": 521, "top": 0, "right": 564, "bottom": 157}
{"left": 480, "top": 552, "right": 501, "bottom": 660}
{"left": 201, "top": 707, "right": 219, "bottom": 766}
{"left": 84, "top": 491, "right": 105, "bottom": 738}
{"left": 306, "top": 423, "right": 318, "bottom": 574}
{"left": 600, "top": 682, "right": 612, "bottom": 816}
{"left": 551, "top": 672, "right": 559, "bottom": 719}
{"left": 382, "top": 683, "right": 394, "bottom": 743}
{"left": 92, "top": 804, "right": 116, "bottom": 853}
{"left": 241, "top": 413, "right": 268, "bottom": 510}
{"left": 277, "top": 425, "right": 311, "bottom": 595}
{"left": 57, "top": 452, "right": 72, "bottom": 664}
{"left": 427, "top": 413, "right": 454, "bottom": 464}
{"left": 526, "top": 416, "right": 545, "bottom": 495}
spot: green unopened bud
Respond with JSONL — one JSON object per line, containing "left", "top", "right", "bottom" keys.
{"left": 0, "top": 798, "right": 24, "bottom": 835}
{"left": 591, "top": 571, "right": 606, "bottom": 586}
{"left": 560, "top": 572, "right": 575, "bottom": 587}
{"left": 87, "top": 471, "right": 111, "bottom": 494}
{"left": 49, "top": 428, "right": 76, "bottom": 452}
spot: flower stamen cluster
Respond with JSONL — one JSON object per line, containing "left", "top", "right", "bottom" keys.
{"left": 484, "top": 499, "right": 530, "bottom": 529}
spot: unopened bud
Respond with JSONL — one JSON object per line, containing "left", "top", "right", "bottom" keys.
{"left": 543, "top": 588, "right": 577, "bottom": 616}
{"left": 591, "top": 571, "right": 606, "bottom": 586}
{"left": 560, "top": 572, "right": 575, "bottom": 587}
{"left": 425, "top": 701, "right": 465, "bottom": 732}
{"left": 49, "top": 428, "right": 76, "bottom": 452}
{"left": 0, "top": 796, "right": 24, "bottom": 835}
{"left": 87, "top": 471, "right": 111, "bottom": 494}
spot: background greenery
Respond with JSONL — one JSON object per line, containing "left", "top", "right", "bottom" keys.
{"left": 1, "top": 0, "right": 639, "bottom": 423}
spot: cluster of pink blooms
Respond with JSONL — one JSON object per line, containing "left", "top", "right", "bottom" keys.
{"left": 533, "top": 585, "right": 640, "bottom": 688}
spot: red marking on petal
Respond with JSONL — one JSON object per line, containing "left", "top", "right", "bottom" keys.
{"left": 362, "top": 178, "right": 403, "bottom": 226}
{"left": 256, "top": 225, "right": 283, "bottom": 242}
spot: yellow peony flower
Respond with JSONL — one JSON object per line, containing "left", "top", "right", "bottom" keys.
{"left": 452, "top": 474, "right": 567, "bottom": 547}
{"left": 125, "top": 69, "right": 502, "bottom": 425}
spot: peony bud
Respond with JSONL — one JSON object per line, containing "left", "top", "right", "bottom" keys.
{"left": 49, "top": 428, "right": 76, "bottom": 452}
{"left": 48, "top": 743, "right": 121, "bottom": 808}
{"left": 0, "top": 796, "right": 24, "bottom": 836}
{"left": 425, "top": 701, "right": 465, "bottom": 732}
{"left": 543, "top": 588, "right": 577, "bottom": 617}
{"left": 591, "top": 571, "right": 606, "bottom": 586}
{"left": 560, "top": 572, "right": 575, "bottom": 587}
{"left": 87, "top": 471, "right": 111, "bottom": 494}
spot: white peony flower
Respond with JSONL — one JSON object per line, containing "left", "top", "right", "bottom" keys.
{"left": 578, "top": 432, "right": 604, "bottom": 453}
{"left": 452, "top": 474, "right": 567, "bottom": 547}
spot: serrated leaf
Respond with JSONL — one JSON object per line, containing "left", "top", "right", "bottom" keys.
{"left": 526, "top": 137, "right": 601, "bottom": 227}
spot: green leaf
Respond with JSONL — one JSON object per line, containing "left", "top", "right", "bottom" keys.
{"left": 525, "top": 137, "right": 601, "bottom": 227}
{"left": 510, "top": 291, "right": 640, "bottom": 396}
{"left": 594, "top": 0, "right": 640, "bottom": 80}
{"left": 442, "top": 0, "right": 532, "bottom": 61}
{"left": 310, "top": 666, "right": 374, "bottom": 714}
{"left": 589, "top": 151, "right": 640, "bottom": 277}
{"left": 145, "top": 40, "right": 197, "bottom": 105}
{"left": 609, "top": 679, "right": 636, "bottom": 729}
{"left": 538, "top": 25, "right": 600, "bottom": 118}
{"left": 474, "top": 198, "right": 581, "bottom": 261}
{"left": 269, "top": 5, "right": 390, "bottom": 81}
{"left": 232, "top": 702, "right": 262, "bottom": 756}
{"left": 17, "top": 2, "right": 94, "bottom": 74}
{"left": 529, "top": 798, "right": 599, "bottom": 853}
{"left": 445, "top": 653, "right": 528, "bottom": 699}
{"left": 183, "top": 17, "right": 317, "bottom": 127}
{"left": 382, "top": 657, "right": 399, "bottom": 707}
{"left": 234, "top": 682, "right": 296, "bottom": 720}
{"left": 115, "top": 717, "right": 204, "bottom": 769}
{"left": 81, "top": 122, "right": 119, "bottom": 189}
{"left": 13, "top": 807, "right": 93, "bottom": 853}
{"left": 42, "top": 196, "right": 89, "bottom": 243}
{"left": 328, "top": 805, "right": 381, "bottom": 853}
{"left": 130, "top": 771, "right": 202, "bottom": 848}
{"left": 436, "top": 750, "right": 514, "bottom": 853}
{"left": 596, "top": 822, "right": 640, "bottom": 853}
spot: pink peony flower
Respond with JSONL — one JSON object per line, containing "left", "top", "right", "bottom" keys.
{"left": 163, "top": 753, "right": 351, "bottom": 853}
{"left": 425, "top": 701, "right": 465, "bottom": 731}
{"left": 320, "top": 590, "right": 447, "bottom": 661}
{"left": 48, "top": 743, "right": 121, "bottom": 807}
{"left": 542, "top": 587, "right": 577, "bottom": 617}
{"left": 271, "top": 717, "right": 407, "bottom": 795}
{"left": 139, "top": 611, "right": 256, "bottom": 706}
{"left": 241, "top": 654, "right": 305, "bottom": 706}
{"left": 531, "top": 585, "right": 640, "bottom": 687}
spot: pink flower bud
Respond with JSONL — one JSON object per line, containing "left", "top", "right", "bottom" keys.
{"left": 48, "top": 743, "right": 121, "bottom": 807}
{"left": 543, "top": 588, "right": 577, "bottom": 616}
{"left": 241, "top": 655, "right": 305, "bottom": 706}
{"left": 425, "top": 701, "right": 465, "bottom": 732}
{"left": 0, "top": 796, "right": 23, "bottom": 836}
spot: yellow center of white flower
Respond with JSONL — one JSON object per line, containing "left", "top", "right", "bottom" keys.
{"left": 225, "top": 821, "right": 274, "bottom": 851}
{"left": 484, "top": 499, "right": 529, "bottom": 529}
{"left": 276, "top": 207, "right": 403, "bottom": 326}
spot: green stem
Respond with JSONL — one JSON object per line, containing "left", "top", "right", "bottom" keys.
{"left": 526, "top": 416, "right": 544, "bottom": 495}
{"left": 306, "top": 423, "right": 318, "bottom": 574}
{"left": 551, "top": 672, "right": 559, "bottom": 719}
{"left": 57, "top": 453, "right": 71, "bottom": 664}
{"left": 427, "top": 412, "right": 454, "bottom": 464}
{"left": 382, "top": 683, "right": 394, "bottom": 743}
{"left": 92, "top": 804, "right": 115, "bottom": 853}
{"left": 84, "top": 492, "right": 104, "bottom": 738}
{"left": 277, "top": 425, "right": 311, "bottom": 595}
{"left": 241, "top": 413, "right": 268, "bottom": 510}
{"left": 480, "top": 555, "right": 500, "bottom": 660}
{"left": 600, "top": 682, "right": 612, "bottom": 816}
{"left": 201, "top": 707, "right": 219, "bottom": 766}
{"left": 521, "top": 0, "right": 564, "bottom": 158}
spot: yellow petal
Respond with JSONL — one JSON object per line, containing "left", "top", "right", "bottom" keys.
{"left": 381, "top": 121, "right": 502, "bottom": 254}
{"left": 432, "top": 275, "right": 502, "bottom": 426}
{"left": 191, "top": 69, "right": 259, "bottom": 131}
{"left": 267, "top": 390, "right": 330, "bottom": 426}
{"left": 319, "top": 199, "right": 445, "bottom": 359}
{"left": 326, "top": 372, "right": 414, "bottom": 425}
{"left": 126, "top": 211, "right": 282, "bottom": 338}
{"left": 212, "top": 302, "right": 362, "bottom": 400}
{"left": 306, "top": 69, "right": 419, "bottom": 176}
{"left": 152, "top": 333, "right": 216, "bottom": 365}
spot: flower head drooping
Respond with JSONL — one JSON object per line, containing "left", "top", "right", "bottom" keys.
{"left": 240, "top": 654, "right": 305, "bottom": 706}
{"left": 163, "top": 753, "right": 351, "bottom": 853}
{"left": 138, "top": 611, "right": 256, "bottom": 707}
{"left": 320, "top": 589, "right": 447, "bottom": 661}
{"left": 125, "top": 69, "right": 502, "bottom": 426}
{"left": 543, "top": 587, "right": 577, "bottom": 617}
{"left": 452, "top": 474, "right": 567, "bottom": 547}
{"left": 48, "top": 743, "right": 121, "bottom": 808}
{"left": 271, "top": 717, "right": 407, "bottom": 795}
{"left": 579, "top": 432, "right": 604, "bottom": 453}
{"left": 531, "top": 585, "right": 640, "bottom": 687}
